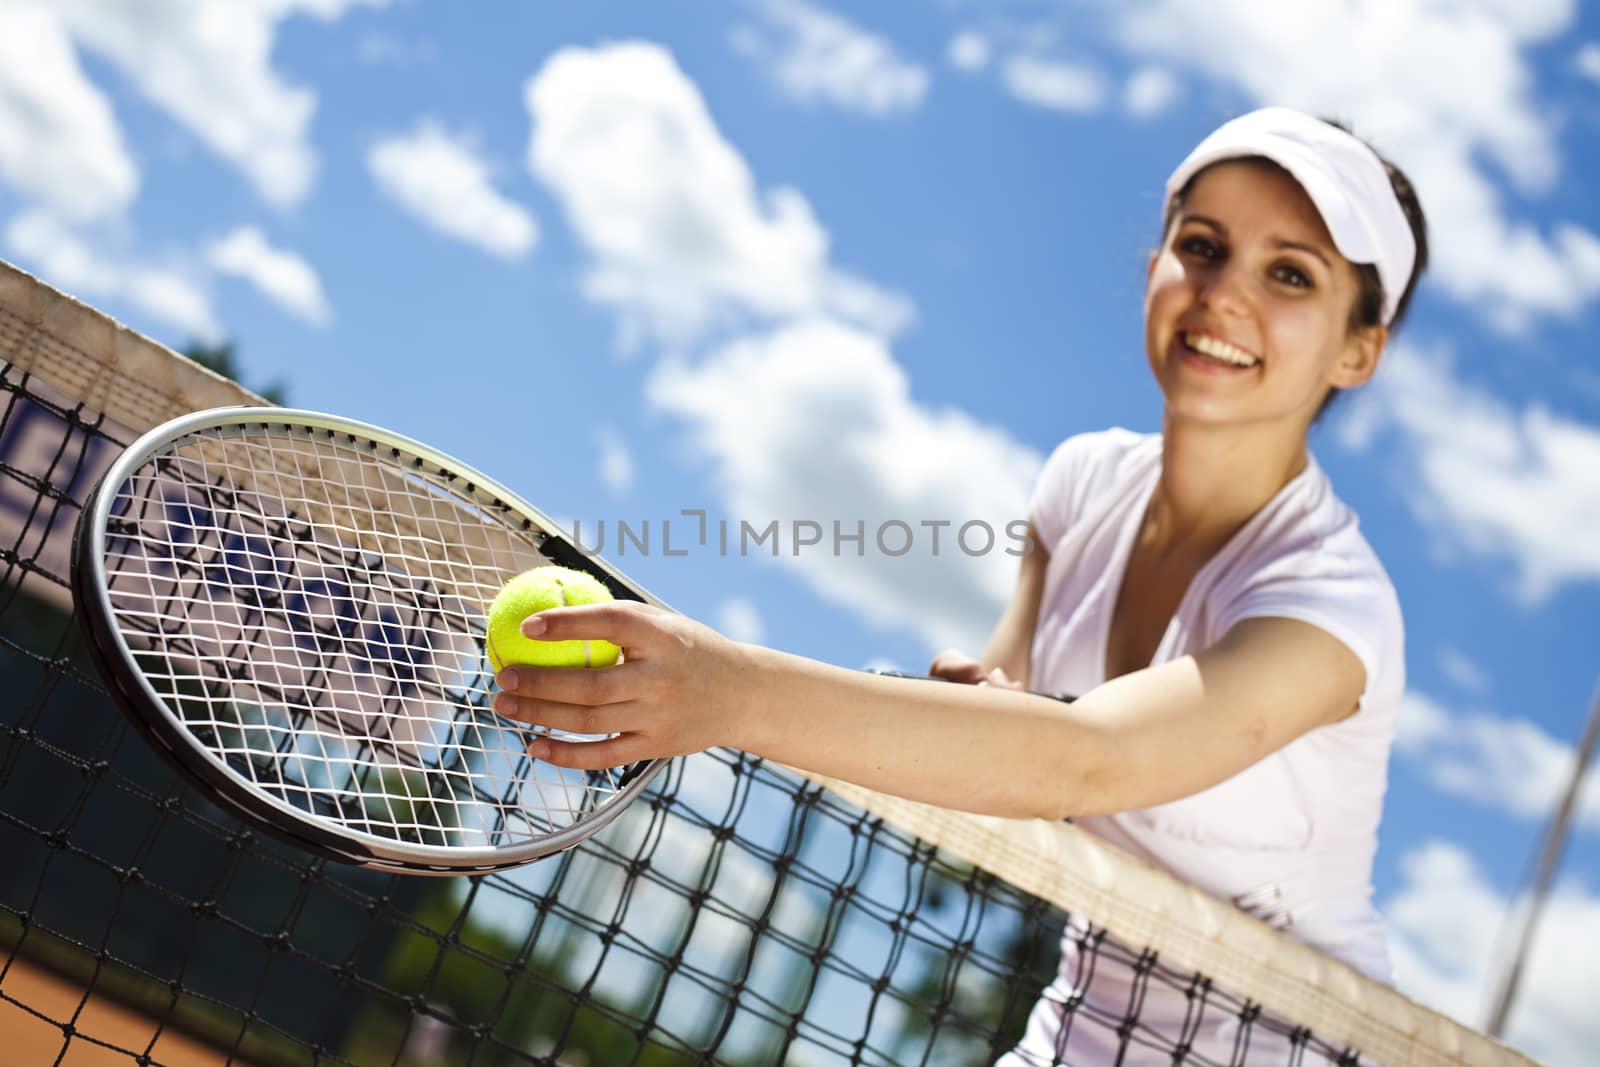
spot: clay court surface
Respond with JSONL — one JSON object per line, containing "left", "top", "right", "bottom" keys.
{"left": 1, "top": 956, "right": 244, "bottom": 1067}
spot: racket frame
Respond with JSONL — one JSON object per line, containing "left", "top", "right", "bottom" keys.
{"left": 72, "top": 406, "right": 668, "bottom": 874}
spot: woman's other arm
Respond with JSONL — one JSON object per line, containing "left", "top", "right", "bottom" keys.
{"left": 929, "top": 522, "right": 1050, "bottom": 688}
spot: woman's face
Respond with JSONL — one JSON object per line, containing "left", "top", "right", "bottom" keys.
{"left": 1144, "top": 159, "right": 1384, "bottom": 430}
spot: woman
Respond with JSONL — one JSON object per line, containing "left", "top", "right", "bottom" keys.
{"left": 493, "top": 108, "right": 1429, "bottom": 1063}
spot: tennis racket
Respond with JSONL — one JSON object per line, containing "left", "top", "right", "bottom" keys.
{"left": 72, "top": 406, "right": 668, "bottom": 874}
{"left": 869, "top": 669, "right": 1075, "bottom": 704}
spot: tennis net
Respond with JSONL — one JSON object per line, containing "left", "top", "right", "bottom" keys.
{"left": 0, "top": 258, "right": 1536, "bottom": 1066}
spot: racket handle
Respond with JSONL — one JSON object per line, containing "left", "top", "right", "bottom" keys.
{"left": 867, "top": 668, "right": 1075, "bottom": 704}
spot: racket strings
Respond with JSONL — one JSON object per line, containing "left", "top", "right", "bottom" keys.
{"left": 98, "top": 423, "right": 630, "bottom": 852}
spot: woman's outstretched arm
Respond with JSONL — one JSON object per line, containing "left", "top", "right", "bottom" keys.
{"left": 492, "top": 604, "right": 1366, "bottom": 821}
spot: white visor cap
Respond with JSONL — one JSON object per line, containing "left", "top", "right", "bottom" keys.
{"left": 1164, "top": 108, "right": 1416, "bottom": 326}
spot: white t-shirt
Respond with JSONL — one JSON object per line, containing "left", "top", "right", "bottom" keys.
{"left": 1001, "top": 429, "right": 1404, "bottom": 1067}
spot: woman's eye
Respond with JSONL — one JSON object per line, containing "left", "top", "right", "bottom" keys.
{"left": 1273, "top": 264, "right": 1313, "bottom": 289}
{"left": 1179, "top": 235, "right": 1219, "bottom": 259}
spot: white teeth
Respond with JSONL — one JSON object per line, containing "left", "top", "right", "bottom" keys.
{"left": 1186, "top": 332, "right": 1258, "bottom": 367}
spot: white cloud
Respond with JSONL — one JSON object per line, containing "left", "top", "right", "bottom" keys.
{"left": 739, "top": 0, "right": 928, "bottom": 117}
{"left": 524, "top": 42, "right": 913, "bottom": 347}
{"left": 1386, "top": 840, "right": 1600, "bottom": 1066}
{"left": 1100, "top": 0, "right": 1600, "bottom": 328}
{"left": 1123, "top": 65, "right": 1179, "bottom": 118}
{"left": 0, "top": 4, "right": 137, "bottom": 222}
{"left": 5, "top": 209, "right": 218, "bottom": 339}
{"left": 356, "top": 31, "right": 437, "bottom": 68}
{"left": 524, "top": 43, "right": 1005, "bottom": 652}
{"left": 369, "top": 121, "right": 539, "bottom": 261}
{"left": 1000, "top": 55, "right": 1106, "bottom": 113}
{"left": 207, "top": 225, "right": 330, "bottom": 326}
{"left": 818, "top": 271, "right": 917, "bottom": 339}
{"left": 1393, "top": 689, "right": 1600, "bottom": 830}
{"left": 595, "top": 425, "right": 634, "bottom": 495}
{"left": 48, "top": 0, "right": 387, "bottom": 208}
{"left": 647, "top": 319, "right": 1039, "bottom": 653}
{"left": 1338, "top": 344, "right": 1600, "bottom": 600}
{"left": 1394, "top": 690, "right": 1454, "bottom": 753}
{"left": 716, "top": 597, "right": 766, "bottom": 644}
{"left": 1438, "top": 644, "right": 1494, "bottom": 696}
{"left": 124, "top": 271, "right": 219, "bottom": 339}
{"left": 1578, "top": 43, "right": 1600, "bottom": 83}
{"left": 947, "top": 31, "right": 991, "bottom": 73}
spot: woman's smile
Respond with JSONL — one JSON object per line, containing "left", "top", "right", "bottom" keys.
{"left": 1177, "top": 328, "right": 1262, "bottom": 373}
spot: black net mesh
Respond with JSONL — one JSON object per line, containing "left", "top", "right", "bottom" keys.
{"left": 0, "top": 357, "right": 1417, "bottom": 1066}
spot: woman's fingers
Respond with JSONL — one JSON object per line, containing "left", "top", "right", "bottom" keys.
{"left": 980, "top": 666, "right": 1022, "bottom": 690}
{"left": 528, "top": 733, "right": 652, "bottom": 771}
{"left": 490, "top": 604, "right": 739, "bottom": 767}
{"left": 495, "top": 659, "right": 639, "bottom": 705}
{"left": 928, "top": 648, "right": 987, "bottom": 684}
{"left": 492, "top": 693, "right": 629, "bottom": 735}
{"left": 518, "top": 600, "right": 664, "bottom": 649}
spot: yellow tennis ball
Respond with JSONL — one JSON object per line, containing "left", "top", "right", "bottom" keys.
{"left": 485, "top": 565, "right": 621, "bottom": 671}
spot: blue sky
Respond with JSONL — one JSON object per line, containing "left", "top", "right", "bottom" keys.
{"left": 1, "top": 0, "right": 1597, "bottom": 1061}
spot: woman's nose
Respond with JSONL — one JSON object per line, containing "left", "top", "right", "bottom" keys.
{"left": 1195, "top": 260, "right": 1252, "bottom": 317}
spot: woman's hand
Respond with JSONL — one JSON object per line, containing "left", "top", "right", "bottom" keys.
{"left": 491, "top": 601, "right": 753, "bottom": 770}
{"left": 929, "top": 648, "right": 1022, "bottom": 689}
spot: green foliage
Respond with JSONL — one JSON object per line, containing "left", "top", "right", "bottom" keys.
{"left": 353, "top": 878, "right": 707, "bottom": 1066}
{"left": 182, "top": 339, "right": 288, "bottom": 405}
{"left": 889, "top": 862, "right": 1064, "bottom": 1066}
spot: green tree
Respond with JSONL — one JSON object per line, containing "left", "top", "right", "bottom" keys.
{"left": 888, "top": 862, "right": 1064, "bottom": 1066}
{"left": 360, "top": 875, "right": 716, "bottom": 1066}
{"left": 183, "top": 339, "right": 288, "bottom": 405}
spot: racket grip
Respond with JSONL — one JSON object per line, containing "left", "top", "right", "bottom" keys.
{"left": 866, "top": 668, "right": 1075, "bottom": 704}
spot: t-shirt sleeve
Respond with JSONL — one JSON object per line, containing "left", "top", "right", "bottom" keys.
{"left": 1210, "top": 541, "right": 1406, "bottom": 714}
{"left": 1028, "top": 434, "right": 1096, "bottom": 553}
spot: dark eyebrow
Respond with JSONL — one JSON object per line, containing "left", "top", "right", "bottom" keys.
{"left": 1180, "top": 213, "right": 1333, "bottom": 270}
{"left": 1183, "top": 214, "right": 1226, "bottom": 235}
{"left": 1271, "top": 238, "right": 1332, "bottom": 269}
